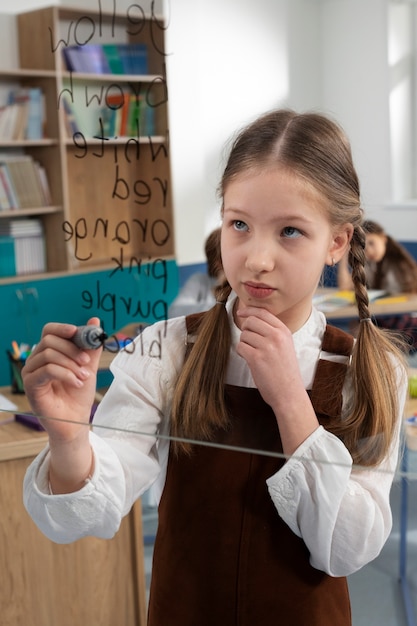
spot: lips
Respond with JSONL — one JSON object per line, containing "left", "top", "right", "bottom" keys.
{"left": 243, "top": 281, "right": 275, "bottom": 299}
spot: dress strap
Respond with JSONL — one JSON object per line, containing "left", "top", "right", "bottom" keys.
{"left": 310, "top": 324, "right": 354, "bottom": 420}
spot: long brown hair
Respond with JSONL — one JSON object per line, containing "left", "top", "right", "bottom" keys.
{"left": 363, "top": 219, "right": 417, "bottom": 293}
{"left": 171, "top": 109, "right": 406, "bottom": 466}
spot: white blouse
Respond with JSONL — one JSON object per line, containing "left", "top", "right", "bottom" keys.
{"left": 23, "top": 297, "right": 408, "bottom": 577}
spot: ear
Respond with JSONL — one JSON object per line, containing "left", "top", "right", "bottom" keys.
{"left": 326, "top": 224, "right": 354, "bottom": 266}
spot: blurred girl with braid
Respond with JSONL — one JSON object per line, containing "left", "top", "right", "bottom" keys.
{"left": 339, "top": 219, "right": 417, "bottom": 349}
{"left": 22, "top": 110, "right": 408, "bottom": 626}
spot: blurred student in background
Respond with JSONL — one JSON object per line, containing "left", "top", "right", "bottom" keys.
{"left": 338, "top": 219, "right": 417, "bottom": 294}
{"left": 168, "top": 227, "right": 223, "bottom": 318}
{"left": 338, "top": 219, "right": 417, "bottom": 349}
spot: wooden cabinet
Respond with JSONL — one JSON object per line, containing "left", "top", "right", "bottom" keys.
{"left": 0, "top": 388, "right": 147, "bottom": 626}
{"left": 0, "top": 4, "right": 174, "bottom": 277}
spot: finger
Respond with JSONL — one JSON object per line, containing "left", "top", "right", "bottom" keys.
{"left": 83, "top": 317, "right": 105, "bottom": 369}
{"left": 23, "top": 359, "right": 91, "bottom": 391}
{"left": 24, "top": 331, "right": 95, "bottom": 378}
{"left": 239, "top": 315, "right": 282, "bottom": 342}
{"left": 237, "top": 306, "right": 282, "bottom": 327}
{"left": 31, "top": 333, "right": 91, "bottom": 366}
{"left": 23, "top": 347, "right": 92, "bottom": 383}
{"left": 40, "top": 322, "right": 78, "bottom": 341}
{"left": 87, "top": 316, "right": 101, "bottom": 327}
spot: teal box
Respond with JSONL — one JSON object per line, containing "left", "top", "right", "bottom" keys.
{"left": 0, "top": 236, "right": 16, "bottom": 277}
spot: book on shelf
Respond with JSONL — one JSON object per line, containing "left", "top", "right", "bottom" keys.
{"left": 7, "top": 90, "right": 28, "bottom": 140}
{"left": 0, "top": 218, "right": 46, "bottom": 277}
{"left": 62, "top": 44, "right": 111, "bottom": 74}
{"left": 0, "top": 164, "right": 19, "bottom": 208}
{"left": 127, "top": 94, "right": 155, "bottom": 136}
{"left": 62, "top": 43, "right": 148, "bottom": 75}
{"left": 123, "top": 43, "right": 148, "bottom": 74}
{"left": 0, "top": 87, "right": 44, "bottom": 141}
{"left": 0, "top": 103, "right": 20, "bottom": 141}
{"left": 0, "top": 172, "right": 11, "bottom": 209}
{"left": 62, "top": 96, "right": 81, "bottom": 137}
{"left": 100, "top": 92, "right": 129, "bottom": 136}
{"left": 25, "top": 88, "right": 44, "bottom": 140}
{"left": 0, "top": 155, "right": 51, "bottom": 209}
{"left": 35, "top": 163, "right": 52, "bottom": 206}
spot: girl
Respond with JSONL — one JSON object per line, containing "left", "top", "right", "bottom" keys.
{"left": 362, "top": 219, "right": 417, "bottom": 293}
{"left": 23, "top": 110, "right": 408, "bottom": 626}
{"left": 338, "top": 218, "right": 417, "bottom": 294}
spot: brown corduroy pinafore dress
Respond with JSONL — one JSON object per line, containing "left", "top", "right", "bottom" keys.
{"left": 147, "top": 315, "right": 354, "bottom": 626}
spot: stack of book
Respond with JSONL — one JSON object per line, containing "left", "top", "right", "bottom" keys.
{"left": 62, "top": 43, "right": 148, "bottom": 75}
{"left": 0, "top": 218, "right": 46, "bottom": 277}
{"left": 0, "top": 87, "right": 44, "bottom": 141}
{"left": 98, "top": 94, "right": 155, "bottom": 137}
{"left": 62, "top": 94, "right": 155, "bottom": 138}
{"left": 0, "top": 155, "right": 51, "bottom": 210}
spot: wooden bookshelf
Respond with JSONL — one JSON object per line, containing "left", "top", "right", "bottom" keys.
{"left": 0, "top": 4, "right": 174, "bottom": 280}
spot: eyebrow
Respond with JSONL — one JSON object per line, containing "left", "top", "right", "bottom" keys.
{"left": 223, "top": 207, "right": 316, "bottom": 225}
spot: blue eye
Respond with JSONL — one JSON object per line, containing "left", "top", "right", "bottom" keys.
{"left": 233, "top": 220, "right": 249, "bottom": 232}
{"left": 282, "top": 226, "right": 302, "bottom": 238}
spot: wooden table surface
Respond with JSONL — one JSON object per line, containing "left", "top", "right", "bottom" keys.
{"left": 0, "top": 389, "right": 47, "bottom": 461}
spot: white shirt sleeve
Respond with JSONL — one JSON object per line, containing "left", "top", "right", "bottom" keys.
{"left": 23, "top": 432, "right": 132, "bottom": 543}
{"left": 266, "top": 368, "right": 408, "bottom": 577}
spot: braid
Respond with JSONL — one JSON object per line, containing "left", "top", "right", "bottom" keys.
{"left": 171, "top": 280, "right": 233, "bottom": 454}
{"left": 214, "top": 278, "right": 232, "bottom": 304}
{"left": 335, "top": 223, "right": 407, "bottom": 465}
{"left": 349, "top": 225, "right": 371, "bottom": 321}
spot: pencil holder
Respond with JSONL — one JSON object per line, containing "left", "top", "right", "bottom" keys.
{"left": 6, "top": 350, "right": 26, "bottom": 394}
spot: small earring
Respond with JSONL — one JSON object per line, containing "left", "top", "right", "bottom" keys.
{"left": 332, "top": 257, "right": 336, "bottom": 267}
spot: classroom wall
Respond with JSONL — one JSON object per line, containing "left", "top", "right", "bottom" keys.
{"left": 320, "top": 0, "right": 417, "bottom": 243}
{"left": 1, "top": 0, "right": 416, "bottom": 269}
{"left": 164, "top": 0, "right": 417, "bottom": 268}
{"left": 165, "top": 0, "right": 323, "bottom": 265}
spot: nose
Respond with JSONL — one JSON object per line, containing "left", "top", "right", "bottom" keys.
{"left": 245, "top": 239, "right": 275, "bottom": 273}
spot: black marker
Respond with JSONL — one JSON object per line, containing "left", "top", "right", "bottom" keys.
{"left": 72, "top": 325, "right": 107, "bottom": 350}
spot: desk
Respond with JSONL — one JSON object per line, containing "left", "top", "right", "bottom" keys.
{"left": 316, "top": 289, "right": 417, "bottom": 321}
{"left": 0, "top": 387, "right": 147, "bottom": 626}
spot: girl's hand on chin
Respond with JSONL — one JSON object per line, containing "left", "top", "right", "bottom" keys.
{"left": 235, "top": 306, "right": 304, "bottom": 412}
